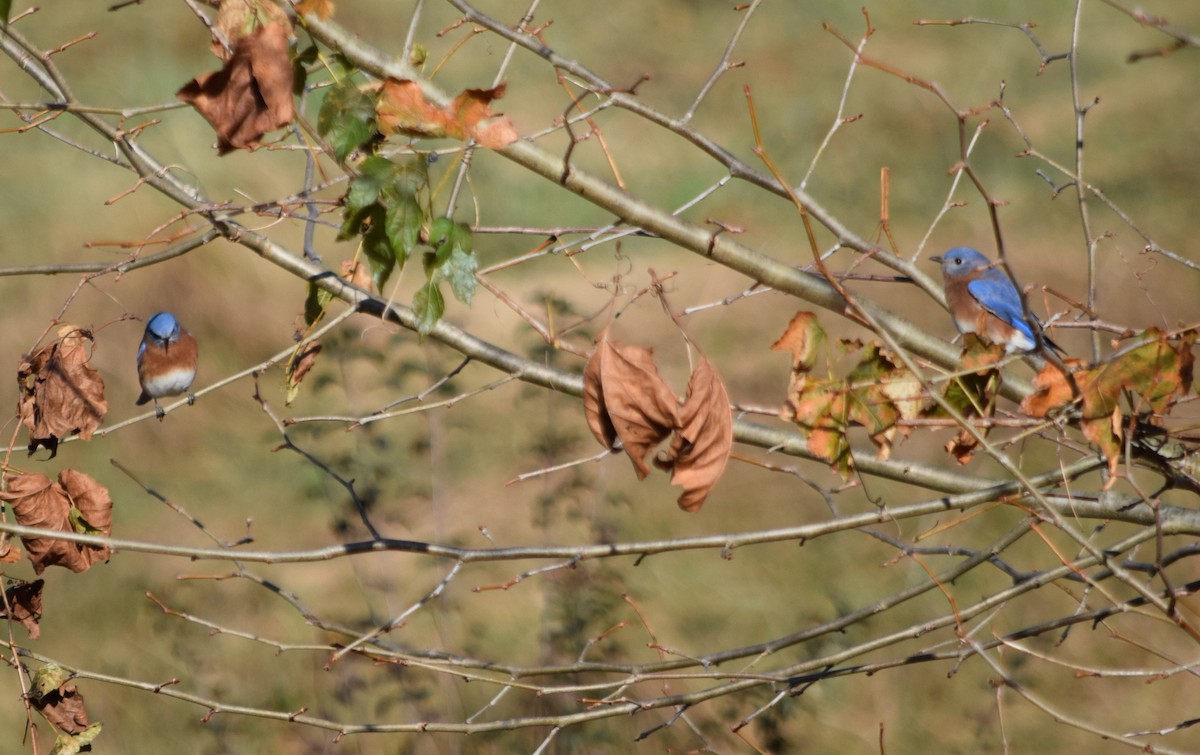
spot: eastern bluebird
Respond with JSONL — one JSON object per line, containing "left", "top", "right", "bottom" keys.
{"left": 136, "top": 311, "right": 199, "bottom": 418}
{"left": 930, "top": 247, "right": 1062, "bottom": 355}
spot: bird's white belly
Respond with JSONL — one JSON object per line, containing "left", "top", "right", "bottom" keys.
{"left": 143, "top": 367, "right": 196, "bottom": 398}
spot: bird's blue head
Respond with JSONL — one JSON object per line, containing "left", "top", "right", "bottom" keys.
{"left": 930, "top": 246, "right": 991, "bottom": 278}
{"left": 145, "top": 312, "right": 182, "bottom": 343}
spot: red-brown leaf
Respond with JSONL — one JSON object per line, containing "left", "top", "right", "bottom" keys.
{"left": 377, "top": 79, "right": 518, "bottom": 149}
{"left": 178, "top": 21, "right": 296, "bottom": 154}
{"left": 0, "top": 471, "right": 112, "bottom": 575}
{"left": 583, "top": 336, "right": 678, "bottom": 480}
{"left": 0, "top": 579, "right": 43, "bottom": 640}
{"left": 654, "top": 356, "right": 732, "bottom": 512}
{"left": 16, "top": 326, "right": 108, "bottom": 457}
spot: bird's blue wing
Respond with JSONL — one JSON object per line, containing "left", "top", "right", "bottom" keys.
{"left": 137, "top": 339, "right": 147, "bottom": 368}
{"left": 966, "top": 276, "right": 1036, "bottom": 342}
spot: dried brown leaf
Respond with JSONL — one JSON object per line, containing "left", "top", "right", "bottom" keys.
{"left": 0, "top": 471, "right": 112, "bottom": 575}
{"left": 583, "top": 336, "right": 678, "bottom": 480}
{"left": 178, "top": 21, "right": 296, "bottom": 154}
{"left": 654, "top": 356, "right": 732, "bottom": 512}
{"left": 377, "top": 78, "right": 518, "bottom": 149}
{"left": 32, "top": 682, "right": 89, "bottom": 735}
{"left": 17, "top": 326, "right": 108, "bottom": 457}
{"left": 0, "top": 579, "right": 43, "bottom": 640}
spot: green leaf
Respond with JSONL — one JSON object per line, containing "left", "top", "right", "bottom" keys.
{"left": 32, "top": 664, "right": 65, "bottom": 700}
{"left": 384, "top": 193, "right": 422, "bottom": 267}
{"left": 345, "top": 155, "right": 395, "bottom": 214}
{"left": 317, "top": 77, "right": 377, "bottom": 162}
{"left": 291, "top": 44, "right": 319, "bottom": 95}
{"left": 436, "top": 246, "right": 478, "bottom": 305}
{"left": 361, "top": 206, "right": 396, "bottom": 291}
{"left": 67, "top": 507, "right": 104, "bottom": 536}
{"left": 52, "top": 725, "right": 101, "bottom": 755}
{"left": 413, "top": 282, "right": 445, "bottom": 338}
{"left": 0, "top": 0, "right": 11, "bottom": 26}
{"left": 304, "top": 281, "right": 334, "bottom": 327}
{"left": 428, "top": 217, "right": 455, "bottom": 250}
{"left": 337, "top": 203, "right": 372, "bottom": 241}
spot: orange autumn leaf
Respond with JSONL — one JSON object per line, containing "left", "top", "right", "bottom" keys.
{"left": 0, "top": 471, "right": 113, "bottom": 575}
{"left": 655, "top": 355, "right": 732, "bottom": 512}
{"left": 178, "top": 21, "right": 296, "bottom": 154}
{"left": 376, "top": 79, "right": 519, "bottom": 149}
{"left": 17, "top": 325, "right": 108, "bottom": 458}
{"left": 295, "top": 0, "right": 334, "bottom": 20}
{"left": 583, "top": 335, "right": 678, "bottom": 480}
{"left": 1020, "top": 359, "right": 1084, "bottom": 418}
{"left": 770, "top": 311, "right": 825, "bottom": 372}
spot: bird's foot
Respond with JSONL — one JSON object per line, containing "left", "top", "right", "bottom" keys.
{"left": 186, "top": 392, "right": 196, "bottom": 406}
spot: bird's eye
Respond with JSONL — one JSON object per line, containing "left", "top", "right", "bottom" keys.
{"left": 953, "top": 257, "right": 962, "bottom": 264}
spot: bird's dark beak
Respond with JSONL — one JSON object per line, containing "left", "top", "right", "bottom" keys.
{"left": 929, "top": 255, "right": 943, "bottom": 263}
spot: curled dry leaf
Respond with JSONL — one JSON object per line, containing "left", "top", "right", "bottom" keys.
{"left": 285, "top": 341, "right": 322, "bottom": 406}
{"left": 178, "top": 21, "right": 296, "bottom": 154}
{"left": 0, "top": 471, "right": 113, "bottom": 575}
{"left": 654, "top": 355, "right": 732, "bottom": 512}
{"left": 0, "top": 578, "right": 44, "bottom": 640}
{"left": 31, "top": 681, "right": 89, "bottom": 735}
{"left": 376, "top": 79, "right": 519, "bottom": 149}
{"left": 583, "top": 335, "right": 678, "bottom": 480}
{"left": 17, "top": 326, "right": 108, "bottom": 458}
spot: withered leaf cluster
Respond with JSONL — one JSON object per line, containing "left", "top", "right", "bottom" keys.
{"left": 583, "top": 333, "right": 732, "bottom": 512}
{"left": 17, "top": 326, "right": 108, "bottom": 457}
{"left": 773, "top": 312, "right": 926, "bottom": 477}
{"left": 0, "top": 471, "right": 113, "bottom": 575}
{"left": 773, "top": 313, "right": 1197, "bottom": 480}
{"left": 177, "top": 20, "right": 296, "bottom": 154}
{"left": 1021, "top": 328, "right": 1195, "bottom": 484}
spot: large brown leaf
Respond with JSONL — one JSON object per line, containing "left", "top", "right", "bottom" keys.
{"left": 16, "top": 326, "right": 108, "bottom": 458}
{"left": 654, "top": 355, "right": 732, "bottom": 512}
{"left": 178, "top": 21, "right": 296, "bottom": 154}
{"left": 377, "top": 79, "right": 519, "bottom": 149}
{"left": 0, "top": 579, "right": 43, "bottom": 640}
{"left": 583, "top": 336, "right": 678, "bottom": 480}
{"left": 0, "top": 471, "right": 113, "bottom": 575}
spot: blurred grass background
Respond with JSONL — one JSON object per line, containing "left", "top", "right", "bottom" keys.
{"left": 0, "top": 0, "right": 1198, "bottom": 752}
